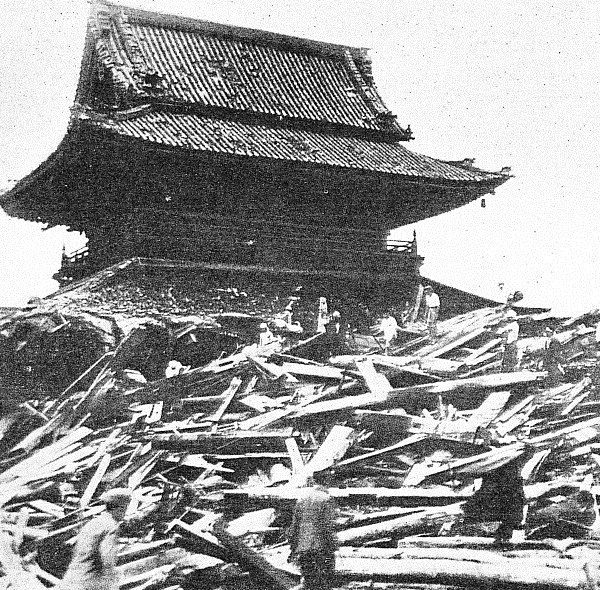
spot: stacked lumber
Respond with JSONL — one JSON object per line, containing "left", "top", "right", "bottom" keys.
{"left": 0, "top": 302, "right": 600, "bottom": 589}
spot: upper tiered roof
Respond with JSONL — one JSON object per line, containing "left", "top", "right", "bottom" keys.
{"left": 77, "top": 1, "right": 411, "bottom": 137}
{"left": 1, "top": 1, "right": 510, "bottom": 225}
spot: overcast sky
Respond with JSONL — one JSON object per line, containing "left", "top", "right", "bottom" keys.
{"left": 1, "top": 1, "right": 599, "bottom": 313}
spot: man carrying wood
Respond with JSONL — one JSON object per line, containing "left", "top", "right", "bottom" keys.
{"left": 58, "top": 488, "right": 130, "bottom": 590}
{"left": 288, "top": 472, "right": 338, "bottom": 590}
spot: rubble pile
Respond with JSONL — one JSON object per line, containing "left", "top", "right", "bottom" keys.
{"left": 1, "top": 299, "right": 600, "bottom": 590}
{"left": 48, "top": 266, "right": 372, "bottom": 333}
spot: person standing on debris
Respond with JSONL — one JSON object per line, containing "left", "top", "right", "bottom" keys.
{"left": 497, "top": 310, "right": 520, "bottom": 372}
{"left": 317, "top": 297, "right": 329, "bottom": 333}
{"left": 288, "top": 472, "right": 338, "bottom": 590}
{"left": 543, "top": 327, "right": 564, "bottom": 386}
{"left": 327, "top": 311, "right": 344, "bottom": 336}
{"left": 59, "top": 488, "right": 130, "bottom": 590}
{"left": 258, "top": 322, "right": 277, "bottom": 347}
{"left": 284, "top": 297, "right": 298, "bottom": 325}
{"left": 462, "top": 460, "right": 526, "bottom": 545}
{"left": 326, "top": 310, "right": 347, "bottom": 354}
{"left": 424, "top": 285, "right": 441, "bottom": 340}
{"left": 380, "top": 312, "right": 399, "bottom": 354}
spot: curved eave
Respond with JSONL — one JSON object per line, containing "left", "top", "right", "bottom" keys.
{"left": 0, "top": 120, "right": 509, "bottom": 228}
{"left": 0, "top": 136, "right": 74, "bottom": 224}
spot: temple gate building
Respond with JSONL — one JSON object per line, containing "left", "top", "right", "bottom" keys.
{"left": 1, "top": 1, "right": 509, "bottom": 311}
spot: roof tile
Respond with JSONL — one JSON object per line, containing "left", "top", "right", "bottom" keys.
{"left": 86, "top": 111, "right": 502, "bottom": 183}
{"left": 91, "top": 6, "right": 407, "bottom": 135}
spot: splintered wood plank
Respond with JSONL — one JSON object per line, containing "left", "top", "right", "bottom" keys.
{"left": 413, "top": 357, "right": 465, "bottom": 375}
{"left": 285, "top": 438, "right": 304, "bottom": 476}
{"left": 222, "top": 486, "right": 468, "bottom": 504}
{"left": 288, "top": 425, "right": 355, "bottom": 487}
{"left": 408, "top": 442, "right": 527, "bottom": 486}
{"left": 335, "top": 433, "right": 426, "bottom": 469}
{"left": 559, "top": 378, "right": 591, "bottom": 416}
{"left": 128, "top": 450, "right": 166, "bottom": 491}
{"left": 304, "top": 425, "right": 355, "bottom": 473}
{"left": 424, "top": 328, "right": 487, "bottom": 359}
{"left": 227, "top": 508, "right": 276, "bottom": 536}
{"left": 297, "top": 372, "right": 545, "bottom": 417}
{"left": 80, "top": 453, "right": 112, "bottom": 507}
{"left": 279, "top": 362, "right": 348, "bottom": 380}
{"left": 1, "top": 427, "right": 93, "bottom": 484}
{"left": 334, "top": 556, "right": 587, "bottom": 589}
{"left": 355, "top": 358, "right": 392, "bottom": 396}
{"left": 464, "top": 391, "right": 511, "bottom": 431}
{"left": 464, "top": 338, "right": 503, "bottom": 364}
{"left": 208, "top": 377, "right": 243, "bottom": 424}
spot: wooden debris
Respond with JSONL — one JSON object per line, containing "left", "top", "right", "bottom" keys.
{"left": 0, "top": 301, "right": 597, "bottom": 590}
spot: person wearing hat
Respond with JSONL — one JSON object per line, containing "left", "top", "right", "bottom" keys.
{"left": 58, "top": 488, "right": 130, "bottom": 590}
{"left": 497, "top": 310, "right": 520, "bottom": 372}
{"left": 424, "top": 286, "right": 441, "bottom": 340}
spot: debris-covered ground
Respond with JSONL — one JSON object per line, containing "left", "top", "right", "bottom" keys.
{"left": 2, "top": 283, "right": 600, "bottom": 590}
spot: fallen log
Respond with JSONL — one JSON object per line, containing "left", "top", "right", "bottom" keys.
{"left": 337, "top": 502, "right": 464, "bottom": 545}
{"left": 221, "top": 486, "right": 469, "bottom": 507}
{"left": 334, "top": 555, "right": 588, "bottom": 590}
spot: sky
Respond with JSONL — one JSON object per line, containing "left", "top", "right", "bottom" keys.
{"left": 0, "top": 1, "right": 599, "bottom": 313}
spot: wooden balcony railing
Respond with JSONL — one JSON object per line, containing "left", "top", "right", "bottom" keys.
{"left": 60, "top": 210, "right": 421, "bottom": 277}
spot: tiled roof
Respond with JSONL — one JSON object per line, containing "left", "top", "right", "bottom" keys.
{"left": 84, "top": 3, "right": 409, "bottom": 137}
{"left": 83, "top": 110, "right": 503, "bottom": 183}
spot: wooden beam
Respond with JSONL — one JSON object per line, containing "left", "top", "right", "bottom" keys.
{"left": 334, "top": 433, "right": 426, "bottom": 470}
{"left": 212, "top": 518, "right": 298, "bottom": 590}
{"left": 80, "top": 453, "right": 112, "bottom": 508}
{"left": 337, "top": 503, "right": 464, "bottom": 545}
{"left": 208, "top": 377, "right": 243, "bottom": 424}
{"left": 296, "top": 372, "right": 546, "bottom": 416}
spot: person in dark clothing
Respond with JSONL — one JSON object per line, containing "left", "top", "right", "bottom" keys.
{"left": 463, "top": 460, "right": 526, "bottom": 544}
{"left": 543, "top": 327, "right": 564, "bottom": 386}
{"left": 497, "top": 310, "right": 520, "bottom": 373}
{"left": 288, "top": 473, "right": 338, "bottom": 590}
{"left": 325, "top": 310, "right": 347, "bottom": 355}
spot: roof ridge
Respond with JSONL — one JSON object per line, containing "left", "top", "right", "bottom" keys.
{"left": 95, "top": 0, "right": 368, "bottom": 58}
